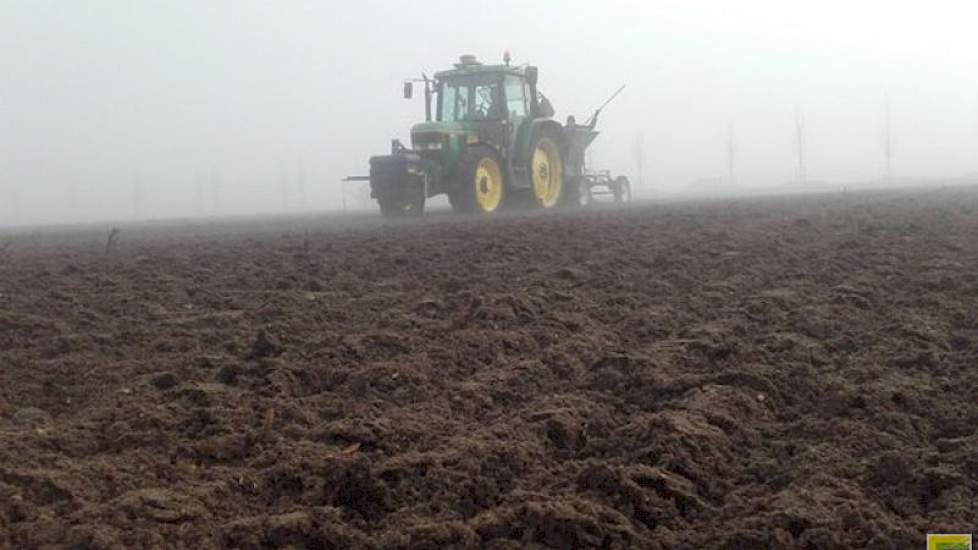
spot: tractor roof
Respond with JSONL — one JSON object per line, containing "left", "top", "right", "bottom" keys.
{"left": 435, "top": 55, "right": 530, "bottom": 81}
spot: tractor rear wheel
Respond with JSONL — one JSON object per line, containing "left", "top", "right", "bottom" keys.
{"left": 530, "top": 132, "right": 564, "bottom": 209}
{"left": 450, "top": 146, "right": 506, "bottom": 214}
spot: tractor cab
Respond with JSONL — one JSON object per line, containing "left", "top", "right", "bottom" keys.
{"left": 403, "top": 55, "right": 547, "bottom": 123}
{"left": 406, "top": 55, "right": 548, "bottom": 170}
{"left": 431, "top": 56, "right": 551, "bottom": 123}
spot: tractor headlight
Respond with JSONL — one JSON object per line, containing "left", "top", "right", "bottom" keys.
{"left": 421, "top": 142, "right": 443, "bottom": 151}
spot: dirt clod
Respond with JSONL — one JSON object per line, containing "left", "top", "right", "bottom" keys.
{"left": 249, "top": 329, "right": 282, "bottom": 359}
{"left": 150, "top": 371, "right": 179, "bottom": 390}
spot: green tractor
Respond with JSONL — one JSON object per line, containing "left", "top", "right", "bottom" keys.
{"left": 356, "top": 54, "right": 623, "bottom": 217}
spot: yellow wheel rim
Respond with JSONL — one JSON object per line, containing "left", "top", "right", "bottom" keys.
{"left": 474, "top": 156, "right": 503, "bottom": 212}
{"left": 532, "top": 138, "right": 563, "bottom": 208}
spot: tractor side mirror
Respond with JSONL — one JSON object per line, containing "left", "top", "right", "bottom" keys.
{"left": 525, "top": 66, "right": 538, "bottom": 87}
{"left": 403, "top": 81, "right": 413, "bottom": 99}
{"left": 538, "top": 95, "right": 555, "bottom": 118}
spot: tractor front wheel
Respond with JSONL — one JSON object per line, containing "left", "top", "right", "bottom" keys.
{"left": 377, "top": 186, "right": 425, "bottom": 218}
{"left": 450, "top": 146, "right": 506, "bottom": 214}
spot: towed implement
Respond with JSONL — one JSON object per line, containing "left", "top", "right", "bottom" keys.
{"left": 350, "top": 53, "right": 627, "bottom": 217}
{"left": 579, "top": 170, "right": 631, "bottom": 205}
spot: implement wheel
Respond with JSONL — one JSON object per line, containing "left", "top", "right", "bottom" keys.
{"left": 450, "top": 146, "right": 505, "bottom": 214}
{"left": 530, "top": 133, "right": 564, "bottom": 209}
{"left": 582, "top": 181, "right": 593, "bottom": 206}
{"left": 612, "top": 176, "right": 631, "bottom": 203}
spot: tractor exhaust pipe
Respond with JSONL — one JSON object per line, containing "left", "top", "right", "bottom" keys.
{"left": 423, "top": 74, "right": 432, "bottom": 122}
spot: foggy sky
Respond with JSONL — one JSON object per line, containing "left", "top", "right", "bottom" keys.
{"left": 2, "top": 0, "right": 977, "bottom": 226}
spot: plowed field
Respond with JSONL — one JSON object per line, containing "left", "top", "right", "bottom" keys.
{"left": 2, "top": 187, "right": 977, "bottom": 548}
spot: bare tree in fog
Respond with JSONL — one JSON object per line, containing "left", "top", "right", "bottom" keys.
{"left": 209, "top": 164, "right": 222, "bottom": 214}
{"left": 726, "top": 121, "right": 737, "bottom": 187}
{"left": 67, "top": 182, "right": 79, "bottom": 220}
{"left": 296, "top": 157, "right": 307, "bottom": 210}
{"left": 974, "top": 100, "right": 978, "bottom": 177}
{"left": 194, "top": 169, "right": 204, "bottom": 215}
{"left": 279, "top": 160, "right": 291, "bottom": 212}
{"left": 131, "top": 173, "right": 144, "bottom": 219}
{"left": 794, "top": 104, "right": 807, "bottom": 185}
{"left": 882, "top": 97, "right": 895, "bottom": 181}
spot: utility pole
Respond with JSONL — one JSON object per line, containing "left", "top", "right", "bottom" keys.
{"left": 67, "top": 182, "right": 79, "bottom": 223}
{"left": 194, "top": 169, "right": 204, "bottom": 215}
{"left": 209, "top": 164, "right": 221, "bottom": 214}
{"left": 794, "top": 104, "right": 807, "bottom": 186}
{"left": 726, "top": 121, "right": 736, "bottom": 187}
{"left": 882, "top": 97, "right": 894, "bottom": 182}
{"left": 296, "top": 156, "right": 307, "bottom": 210}
{"left": 279, "top": 160, "right": 290, "bottom": 212}
{"left": 131, "top": 172, "right": 144, "bottom": 220}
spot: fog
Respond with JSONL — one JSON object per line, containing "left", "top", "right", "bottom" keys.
{"left": 2, "top": 0, "right": 977, "bottom": 226}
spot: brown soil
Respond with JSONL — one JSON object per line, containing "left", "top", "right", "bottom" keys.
{"left": 2, "top": 187, "right": 978, "bottom": 549}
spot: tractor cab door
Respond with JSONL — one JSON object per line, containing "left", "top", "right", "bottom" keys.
{"left": 502, "top": 75, "right": 533, "bottom": 188}
{"left": 503, "top": 76, "right": 531, "bottom": 153}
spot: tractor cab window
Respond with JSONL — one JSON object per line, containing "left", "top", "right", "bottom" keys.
{"left": 438, "top": 75, "right": 502, "bottom": 122}
{"left": 504, "top": 76, "right": 527, "bottom": 117}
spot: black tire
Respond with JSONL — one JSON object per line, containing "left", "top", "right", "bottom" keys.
{"left": 449, "top": 146, "right": 506, "bottom": 215}
{"left": 377, "top": 185, "right": 425, "bottom": 218}
{"left": 612, "top": 176, "right": 631, "bottom": 203}
{"left": 561, "top": 175, "right": 584, "bottom": 207}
